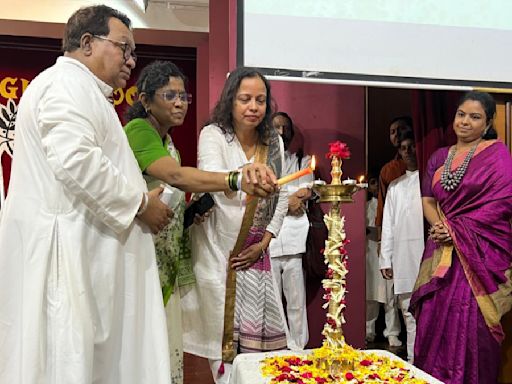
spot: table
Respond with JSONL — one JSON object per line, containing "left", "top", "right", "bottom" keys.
{"left": 229, "top": 349, "right": 443, "bottom": 383}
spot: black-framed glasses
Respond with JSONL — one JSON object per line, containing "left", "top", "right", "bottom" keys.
{"left": 155, "top": 91, "right": 193, "bottom": 104}
{"left": 92, "top": 35, "right": 137, "bottom": 63}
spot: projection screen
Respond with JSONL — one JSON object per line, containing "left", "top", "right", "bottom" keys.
{"left": 238, "top": 0, "right": 512, "bottom": 89}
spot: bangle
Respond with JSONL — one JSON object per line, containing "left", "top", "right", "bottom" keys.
{"left": 228, "top": 171, "right": 240, "bottom": 191}
{"left": 260, "top": 242, "right": 266, "bottom": 259}
{"left": 136, "top": 192, "right": 149, "bottom": 216}
{"left": 232, "top": 171, "right": 240, "bottom": 191}
{"left": 236, "top": 171, "right": 242, "bottom": 191}
{"left": 225, "top": 173, "right": 230, "bottom": 190}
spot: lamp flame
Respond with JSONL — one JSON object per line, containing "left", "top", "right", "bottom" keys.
{"left": 358, "top": 175, "right": 364, "bottom": 183}
{"left": 311, "top": 155, "right": 316, "bottom": 171}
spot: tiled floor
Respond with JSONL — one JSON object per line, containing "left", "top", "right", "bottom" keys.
{"left": 184, "top": 353, "right": 214, "bottom": 384}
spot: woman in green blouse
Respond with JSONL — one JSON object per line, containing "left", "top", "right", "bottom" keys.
{"left": 124, "top": 60, "right": 197, "bottom": 384}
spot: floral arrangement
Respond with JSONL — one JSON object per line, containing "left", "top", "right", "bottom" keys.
{"left": 260, "top": 140, "right": 429, "bottom": 383}
{"left": 325, "top": 141, "right": 351, "bottom": 160}
{"left": 322, "top": 214, "right": 349, "bottom": 343}
{"left": 261, "top": 343, "right": 428, "bottom": 383}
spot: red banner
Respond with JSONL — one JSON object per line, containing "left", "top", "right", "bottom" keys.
{"left": 0, "top": 37, "right": 197, "bottom": 207}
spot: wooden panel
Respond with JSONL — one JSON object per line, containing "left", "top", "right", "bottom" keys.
{"left": 495, "top": 101, "right": 506, "bottom": 139}
{"left": 499, "top": 311, "right": 512, "bottom": 383}
{"left": 492, "top": 95, "right": 512, "bottom": 152}
{"left": 507, "top": 102, "right": 512, "bottom": 152}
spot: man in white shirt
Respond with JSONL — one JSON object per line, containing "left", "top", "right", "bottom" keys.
{"left": 380, "top": 130, "right": 424, "bottom": 363}
{"left": 269, "top": 112, "right": 313, "bottom": 350}
{"left": 365, "top": 175, "right": 402, "bottom": 347}
{"left": 0, "top": 7, "right": 175, "bottom": 384}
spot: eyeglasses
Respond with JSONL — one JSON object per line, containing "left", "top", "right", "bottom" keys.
{"left": 92, "top": 35, "right": 137, "bottom": 63}
{"left": 155, "top": 91, "right": 193, "bottom": 104}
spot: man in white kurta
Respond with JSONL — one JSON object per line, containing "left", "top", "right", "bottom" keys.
{"left": 269, "top": 112, "right": 312, "bottom": 350}
{"left": 0, "top": 6, "right": 172, "bottom": 384}
{"left": 365, "top": 180, "right": 401, "bottom": 346}
{"left": 380, "top": 133, "right": 424, "bottom": 363}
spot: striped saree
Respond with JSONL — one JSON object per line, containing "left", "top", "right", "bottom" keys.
{"left": 221, "top": 129, "right": 287, "bottom": 362}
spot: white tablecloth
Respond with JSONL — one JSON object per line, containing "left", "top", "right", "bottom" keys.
{"left": 229, "top": 349, "right": 444, "bottom": 384}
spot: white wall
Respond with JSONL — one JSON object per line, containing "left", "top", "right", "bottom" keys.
{"left": 0, "top": 0, "right": 208, "bottom": 32}
{"left": 243, "top": 0, "right": 512, "bottom": 87}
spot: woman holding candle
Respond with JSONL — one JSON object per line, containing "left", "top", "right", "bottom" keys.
{"left": 410, "top": 91, "right": 512, "bottom": 384}
{"left": 181, "top": 67, "right": 288, "bottom": 383}
{"left": 124, "top": 61, "right": 279, "bottom": 383}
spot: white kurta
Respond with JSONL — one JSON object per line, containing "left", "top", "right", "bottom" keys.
{"left": 366, "top": 197, "right": 393, "bottom": 303}
{"left": 379, "top": 170, "right": 424, "bottom": 295}
{"left": 366, "top": 197, "right": 401, "bottom": 340}
{"left": 0, "top": 57, "right": 170, "bottom": 384}
{"left": 269, "top": 150, "right": 313, "bottom": 257}
{"left": 268, "top": 150, "right": 312, "bottom": 350}
{"left": 181, "top": 124, "right": 288, "bottom": 360}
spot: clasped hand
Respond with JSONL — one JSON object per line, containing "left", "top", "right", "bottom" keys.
{"left": 138, "top": 187, "right": 174, "bottom": 234}
{"left": 288, "top": 188, "right": 311, "bottom": 216}
{"left": 380, "top": 268, "right": 393, "bottom": 280}
{"left": 428, "top": 221, "right": 452, "bottom": 244}
{"left": 230, "top": 242, "right": 263, "bottom": 271}
{"left": 288, "top": 195, "right": 305, "bottom": 216}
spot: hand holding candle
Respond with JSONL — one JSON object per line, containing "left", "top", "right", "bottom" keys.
{"left": 277, "top": 155, "right": 316, "bottom": 185}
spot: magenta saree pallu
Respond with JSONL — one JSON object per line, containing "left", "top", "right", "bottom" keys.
{"left": 411, "top": 140, "right": 512, "bottom": 384}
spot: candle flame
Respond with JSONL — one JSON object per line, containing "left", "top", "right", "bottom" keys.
{"left": 311, "top": 155, "right": 316, "bottom": 171}
{"left": 358, "top": 175, "right": 364, "bottom": 183}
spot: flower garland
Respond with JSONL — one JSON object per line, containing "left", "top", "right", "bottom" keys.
{"left": 261, "top": 343, "right": 429, "bottom": 383}
{"left": 320, "top": 140, "right": 353, "bottom": 348}
{"left": 321, "top": 212, "right": 349, "bottom": 348}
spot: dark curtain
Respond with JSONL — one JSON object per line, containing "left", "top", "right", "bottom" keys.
{"left": 410, "top": 90, "right": 461, "bottom": 177}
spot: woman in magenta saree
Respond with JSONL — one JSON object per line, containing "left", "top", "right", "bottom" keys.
{"left": 410, "top": 91, "right": 512, "bottom": 384}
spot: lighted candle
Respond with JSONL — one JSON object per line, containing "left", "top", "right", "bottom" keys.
{"left": 278, "top": 168, "right": 312, "bottom": 185}
{"left": 356, "top": 175, "right": 368, "bottom": 188}
{"left": 277, "top": 155, "right": 316, "bottom": 185}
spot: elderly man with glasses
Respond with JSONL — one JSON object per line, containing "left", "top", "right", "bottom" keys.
{"left": 0, "top": 5, "right": 173, "bottom": 384}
